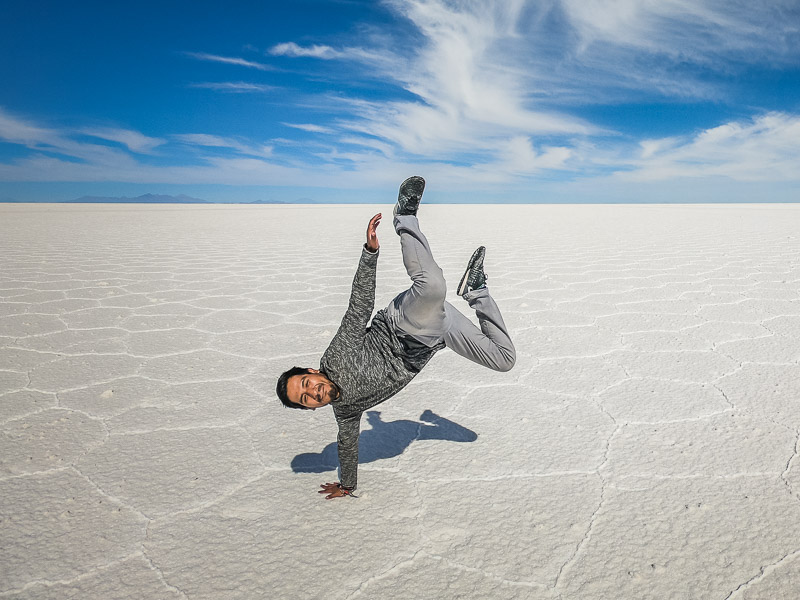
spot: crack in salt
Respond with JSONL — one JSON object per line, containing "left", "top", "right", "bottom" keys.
{"left": 553, "top": 424, "right": 619, "bottom": 589}
{"left": 712, "top": 383, "right": 736, "bottom": 411}
{"left": 68, "top": 465, "right": 150, "bottom": 523}
{"left": 344, "top": 549, "right": 426, "bottom": 599}
{"left": 0, "top": 466, "right": 71, "bottom": 483}
{"left": 780, "top": 430, "right": 800, "bottom": 502}
{"left": 724, "top": 547, "right": 800, "bottom": 600}
{"left": 238, "top": 423, "right": 269, "bottom": 471}
{"left": 0, "top": 552, "right": 142, "bottom": 598}
{"left": 142, "top": 522, "right": 190, "bottom": 599}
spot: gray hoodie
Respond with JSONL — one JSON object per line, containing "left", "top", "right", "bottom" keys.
{"left": 320, "top": 245, "right": 443, "bottom": 490}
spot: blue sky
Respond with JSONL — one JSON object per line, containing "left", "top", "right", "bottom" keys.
{"left": 1, "top": 0, "right": 799, "bottom": 203}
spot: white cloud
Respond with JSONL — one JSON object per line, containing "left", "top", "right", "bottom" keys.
{"left": 338, "top": 136, "right": 396, "bottom": 158}
{"left": 269, "top": 43, "right": 339, "bottom": 59}
{"left": 0, "top": 154, "right": 298, "bottom": 185}
{"left": 0, "top": 107, "right": 59, "bottom": 146}
{"left": 174, "top": 134, "right": 237, "bottom": 147}
{"left": 282, "top": 123, "right": 336, "bottom": 134}
{"left": 620, "top": 113, "right": 800, "bottom": 182}
{"left": 3, "top": 1, "right": 800, "bottom": 197}
{"left": 174, "top": 133, "right": 273, "bottom": 158}
{"left": 562, "top": 0, "right": 800, "bottom": 63}
{"left": 495, "top": 137, "right": 572, "bottom": 174}
{"left": 189, "top": 82, "right": 273, "bottom": 93}
{"left": 80, "top": 128, "right": 166, "bottom": 153}
{"left": 5, "top": 105, "right": 800, "bottom": 196}
{"left": 269, "top": 41, "right": 389, "bottom": 65}
{"left": 269, "top": 0, "right": 800, "bottom": 158}
{"left": 554, "top": 0, "right": 800, "bottom": 101}
{"left": 184, "top": 52, "right": 273, "bottom": 71}
{"left": 291, "top": 0, "right": 595, "bottom": 169}
{"left": 258, "top": 0, "right": 800, "bottom": 182}
{"left": 0, "top": 107, "right": 138, "bottom": 166}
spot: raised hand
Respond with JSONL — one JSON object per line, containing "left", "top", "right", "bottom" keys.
{"left": 366, "top": 213, "right": 381, "bottom": 252}
{"left": 318, "top": 482, "right": 356, "bottom": 499}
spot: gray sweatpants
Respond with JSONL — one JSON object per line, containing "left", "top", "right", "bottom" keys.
{"left": 385, "top": 215, "right": 516, "bottom": 372}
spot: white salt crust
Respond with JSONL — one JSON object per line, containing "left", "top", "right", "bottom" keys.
{"left": 1, "top": 203, "right": 800, "bottom": 599}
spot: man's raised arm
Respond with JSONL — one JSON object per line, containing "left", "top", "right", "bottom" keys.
{"left": 336, "top": 213, "right": 382, "bottom": 339}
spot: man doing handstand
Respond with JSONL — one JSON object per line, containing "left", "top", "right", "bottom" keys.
{"left": 276, "top": 176, "right": 516, "bottom": 498}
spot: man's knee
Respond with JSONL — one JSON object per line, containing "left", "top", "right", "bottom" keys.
{"left": 416, "top": 268, "right": 447, "bottom": 303}
{"left": 494, "top": 348, "right": 516, "bottom": 372}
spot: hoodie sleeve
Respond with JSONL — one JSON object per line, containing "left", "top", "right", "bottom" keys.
{"left": 332, "top": 246, "right": 378, "bottom": 346}
{"left": 336, "top": 412, "right": 363, "bottom": 490}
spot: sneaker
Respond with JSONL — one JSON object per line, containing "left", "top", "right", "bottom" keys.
{"left": 394, "top": 176, "right": 425, "bottom": 217}
{"left": 457, "top": 246, "right": 488, "bottom": 297}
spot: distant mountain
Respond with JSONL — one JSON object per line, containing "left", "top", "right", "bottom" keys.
{"left": 66, "top": 193, "right": 211, "bottom": 204}
{"left": 242, "top": 198, "right": 321, "bottom": 204}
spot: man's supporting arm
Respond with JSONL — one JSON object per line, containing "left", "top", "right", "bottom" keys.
{"left": 336, "top": 412, "right": 363, "bottom": 492}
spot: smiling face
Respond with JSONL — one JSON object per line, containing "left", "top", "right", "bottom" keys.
{"left": 285, "top": 369, "right": 340, "bottom": 409}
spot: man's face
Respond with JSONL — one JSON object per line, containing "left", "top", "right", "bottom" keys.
{"left": 286, "top": 369, "right": 340, "bottom": 409}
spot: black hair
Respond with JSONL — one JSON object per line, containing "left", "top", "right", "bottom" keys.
{"left": 276, "top": 366, "right": 314, "bottom": 410}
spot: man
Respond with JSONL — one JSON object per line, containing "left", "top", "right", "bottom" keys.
{"left": 276, "top": 176, "right": 516, "bottom": 499}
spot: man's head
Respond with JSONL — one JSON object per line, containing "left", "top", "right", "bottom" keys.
{"left": 276, "top": 367, "right": 340, "bottom": 410}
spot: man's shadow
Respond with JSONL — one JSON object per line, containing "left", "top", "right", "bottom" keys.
{"left": 291, "top": 409, "right": 477, "bottom": 473}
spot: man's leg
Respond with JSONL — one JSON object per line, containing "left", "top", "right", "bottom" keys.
{"left": 386, "top": 214, "right": 449, "bottom": 344}
{"left": 443, "top": 293, "right": 516, "bottom": 372}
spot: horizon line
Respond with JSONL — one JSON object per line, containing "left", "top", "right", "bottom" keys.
{"left": 4, "top": 200, "right": 800, "bottom": 206}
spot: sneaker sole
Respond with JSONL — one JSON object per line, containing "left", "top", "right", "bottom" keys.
{"left": 395, "top": 176, "right": 425, "bottom": 216}
{"left": 457, "top": 246, "right": 485, "bottom": 296}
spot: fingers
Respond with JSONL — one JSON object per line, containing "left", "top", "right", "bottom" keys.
{"left": 319, "top": 482, "right": 348, "bottom": 499}
{"left": 366, "top": 213, "right": 381, "bottom": 252}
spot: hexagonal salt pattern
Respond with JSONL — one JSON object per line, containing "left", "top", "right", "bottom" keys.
{"left": 0, "top": 470, "right": 146, "bottom": 591}
{"left": 2, "top": 203, "right": 800, "bottom": 599}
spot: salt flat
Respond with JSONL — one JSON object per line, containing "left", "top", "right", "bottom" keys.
{"left": 1, "top": 202, "right": 800, "bottom": 599}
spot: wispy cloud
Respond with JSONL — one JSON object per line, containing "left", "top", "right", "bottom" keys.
{"left": 3, "top": 1, "right": 800, "bottom": 199}
{"left": 173, "top": 134, "right": 239, "bottom": 147}
{"left": 282, "top": 123, "right": 335, "bottom": 134}
{"left": 189, "top": 82, "right": 274, "bottom": 93}
{"left": 619, "top": 112, "right": 800, "bottom": 182}
{"left": 0, "top": 107, "right": 138, "bottom": 166}
{"left": 3, "top": 110, "right": 800, "bottom": 196}
{"left": 269, "top": 42, "right": 339, "bottom": 59}
{"left": 269, "top": 41, "right": 389, "bottom": 64}
{"left": 257, "top": 0, "right": 800, "bottom": 184}
{"left": 0, "top": 154, "right": 303, "bottom": 186}
{"left": 184, "top": 51, "right": 273, "bottom": 71}
{"left": 174, "top": 133, "right": 273, "bottom": 158}
{"left": 0, "top": 107, "right": 60, "bottom": 146}
{"left": 80, "top": 128, "right": 166, "bottom": 153}
{"left": 319, "top": 1, "right": 593, "bottom": 176}
{"left": 562, "top": 0, "right": 800, "bottom": 64}
{"left": 263, "top": 1, "right": 595, "bottom": 176}
{"left": 554, "top": 0, "right": 800, "bottom": 101}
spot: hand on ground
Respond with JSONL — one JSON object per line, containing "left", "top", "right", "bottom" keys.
{"left": 319, "top": 482, "right": 354, "bottom": 499}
